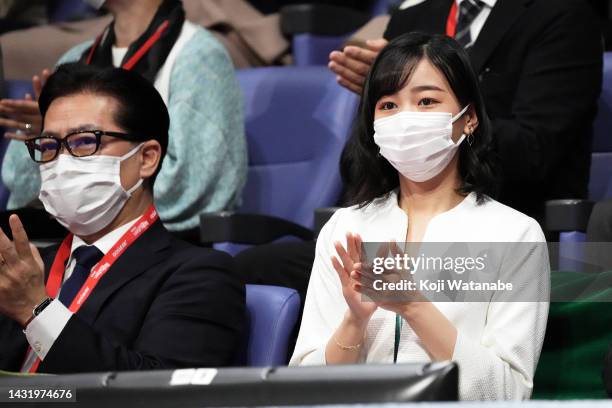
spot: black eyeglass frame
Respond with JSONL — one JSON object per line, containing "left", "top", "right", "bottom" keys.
{"left": 24, "top": 130, "right": 140, "bottom": 163}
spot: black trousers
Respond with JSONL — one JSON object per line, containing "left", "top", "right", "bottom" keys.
{"left": 234, "top": 240, "right": 316, "bottom": 306}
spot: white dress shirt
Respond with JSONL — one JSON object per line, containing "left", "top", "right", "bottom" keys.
{"left": 289, "top": 191, "right": 550, "bottom": 400}
{"left": 399, "top": 0, "right": 497, "bottom": 47}
{"left": 21, "top": 218, "right": 139, "bottom": 371}
{"left": 111, "top": 46, "right": 128, "bottom": 67}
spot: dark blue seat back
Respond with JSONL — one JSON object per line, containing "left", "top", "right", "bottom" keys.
{"left": 290, "top": 0, "right": 403, "bottom": 66}
{"left": 238, "top": 284, "right": 300, "bottom": 367}
{"left": 292, "top": 33, "right": 349, "bottom": 67}
{"left": 236, "top": 66, "right": 358, "bottom": 229}
{"left": 559, "top": 52, "right": 612, "bottom": 265}
{"left": 47, "top": 0, "right": 97, "bottom": 23}
{"left": 590, "top": 52, "right": 612, "bottom": 201}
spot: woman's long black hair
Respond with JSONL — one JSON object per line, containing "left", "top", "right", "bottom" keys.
{"left": 340, "top": 32, "right": 498, "bottom": 207}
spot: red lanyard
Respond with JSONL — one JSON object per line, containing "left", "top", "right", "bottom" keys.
{"left": 85, "top": 20, "right": 170, "bottom": 70}
{"left": 446, "top": 1, "right": 459, "bottom": 37}
{"left": 23, "top": 206, "right": 159, "bottom": 373}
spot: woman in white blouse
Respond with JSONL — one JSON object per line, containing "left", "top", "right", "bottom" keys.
{"left": 290, "top": 32, "right": 549, "bottom": 401}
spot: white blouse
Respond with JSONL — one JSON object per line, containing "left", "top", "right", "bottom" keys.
{"left": 289, "top": 191, "right": 550, "bottom": 401}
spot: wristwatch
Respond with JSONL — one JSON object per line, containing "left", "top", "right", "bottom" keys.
{"left": 22, "top": 297, "right": 53, "bottom": 329}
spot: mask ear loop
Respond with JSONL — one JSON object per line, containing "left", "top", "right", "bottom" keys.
{"left": 120, "top": 143, "right": 146, "bottom": 195}
{"left": 451, "top": 104, "right": 471, "bottom": 123}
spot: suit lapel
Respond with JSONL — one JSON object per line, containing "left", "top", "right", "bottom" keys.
{"left": 469, "top": 0, "right": 533, "bottom": 73}
{"left": 75, "top": 220, "right": 171, "bottom": 324}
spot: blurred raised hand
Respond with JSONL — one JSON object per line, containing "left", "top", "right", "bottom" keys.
{"left": 329, "top": 39, "right": 388, "bottom": 95}
{"left": 0, "top": 68, "right": 51, "bottom": 141}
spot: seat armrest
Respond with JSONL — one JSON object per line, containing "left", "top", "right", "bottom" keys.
{"left": 545, "top": 199, "right": 594, "bottom": 232}
{"left": 280, "top": 4, "right": 370, "bottom": 37}
{"left": 200, "top": 212, "right": 314, "bottom": 245}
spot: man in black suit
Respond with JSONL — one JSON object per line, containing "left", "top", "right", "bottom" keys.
{"left": 0, "top": 63, "right": 245, "bottom": 373}
{"left": 331, "top": 0, "right": 603, "bottom": 220}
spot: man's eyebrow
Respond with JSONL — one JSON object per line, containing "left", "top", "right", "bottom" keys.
{"left": 40, "top": 124, "right": 100, "bottom": 138}
{"left": 66, "top": 124, "right": 100, "bottom": 134}
{"left": 39, "top": 130, "right": 59, "bottom": 138}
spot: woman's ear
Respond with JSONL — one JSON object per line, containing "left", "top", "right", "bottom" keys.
{"left": 463, "top": 105, "right": 479, "bottom": 135}
{"left": 139, "top": 140, "right": 162, "bottom": 180}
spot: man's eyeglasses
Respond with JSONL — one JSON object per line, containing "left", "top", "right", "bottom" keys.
{"left": 25, "top": 130, "right": 140, "bottom": 163}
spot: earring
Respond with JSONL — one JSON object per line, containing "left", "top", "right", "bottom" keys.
{"left": 467, "top": 127, "right": 474, "bottom": 146}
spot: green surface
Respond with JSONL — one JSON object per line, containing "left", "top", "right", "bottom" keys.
{"left": 532, "top": 271, "right": 612, "bottom": 399}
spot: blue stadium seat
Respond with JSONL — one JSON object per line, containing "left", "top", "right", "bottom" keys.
{"left": 287, "top": 0, "right": 401, "bottom": 66}
{"left": 200, "top": 66, "right": 358, "bottom": 249}
{"left": 589, "top": 52, "right": 612, "bottom": 203}
{"left": 3, "top": 80, "right": 34, "bottom": 100}
{"left": 292, "top": 33, "right": 349, "bottom": 66}
{"left": 237, "top": 284, "right": 300, "bottom": 367}
{"left": 47, "top": 0, "right": 97, "bottom": 24}
{"left": 238, "top": 66, "right": 356, "bottom": 223}
{"left": 549, "top": 52, "right": 612, "bottom": 270}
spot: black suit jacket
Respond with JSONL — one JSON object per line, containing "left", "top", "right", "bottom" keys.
{"left": 384, "top": 0, "right": 603, "bottom": 221}
{"left": 0, "top": 220, "right": 245, "bottom": 373}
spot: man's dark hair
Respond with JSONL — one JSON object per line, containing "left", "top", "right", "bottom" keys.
{"left": 38, "top": 63, "right": 170, "bottom": 190}
{"left": 340, "top": 32, "right": 498, "bottom": 207}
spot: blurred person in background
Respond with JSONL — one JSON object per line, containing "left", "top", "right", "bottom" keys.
{"left": 0, "top": 0, "right": 247, "bottom": 238}
{"left": 0, "top": 0, "right": 290, "bottom": 81}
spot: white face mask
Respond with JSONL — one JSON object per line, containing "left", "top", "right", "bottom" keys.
{"left": 84, "top": 0, "right": 106, "bottom": 10}
{"left": 373, "top": 105, "right": 470, "bottom": 182}
{"left": 39, "top": 144, "right": 144, "bottom": 236}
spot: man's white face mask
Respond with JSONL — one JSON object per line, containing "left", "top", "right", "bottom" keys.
{"left": 38, "top": 144, "right": 144, "bottom": 236}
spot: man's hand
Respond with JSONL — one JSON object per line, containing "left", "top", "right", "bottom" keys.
{"left": 0, "top": 68, "right": 50, "bottom": 141}
{"left": 0, "top": 214, "right": 47, "bottom": 326}
{"left": 329, "top": 39, "right": 388, "bottom": 94}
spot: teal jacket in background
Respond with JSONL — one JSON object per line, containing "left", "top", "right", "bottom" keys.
{"left": 1, "top": 26, "right": 247, "bottom": 232}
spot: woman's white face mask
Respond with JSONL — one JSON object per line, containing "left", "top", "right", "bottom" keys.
{"left": 373, "top": 105, "right": 470, "bottom": 182}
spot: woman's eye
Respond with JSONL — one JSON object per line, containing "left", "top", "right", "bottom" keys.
{"left": 418, "top": 98, "right": 437, "bottom": 107}
{"left": 379, "top": 101, "right": 397, "bottom": 110}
